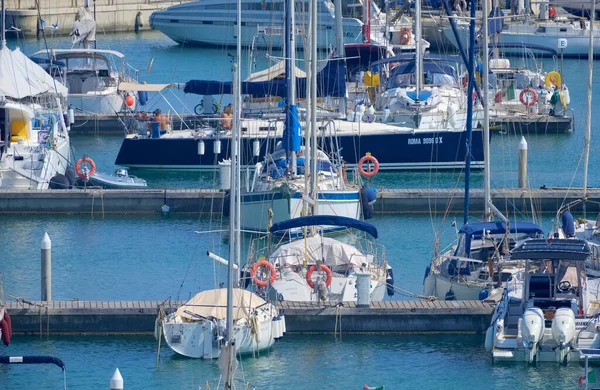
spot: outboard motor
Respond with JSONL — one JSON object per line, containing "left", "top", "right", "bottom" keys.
{"left": 561, "top": 211, "right": 575, "bottom": 237}
{"left": 521, "top": 307, "right": 545, "bottom": 363}
{"left": 551, "top": 308, "right": 576, "bottom": 364}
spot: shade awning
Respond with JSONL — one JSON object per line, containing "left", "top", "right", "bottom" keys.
{"left": 118, "top": 82, "right": 170, "bottom": 92}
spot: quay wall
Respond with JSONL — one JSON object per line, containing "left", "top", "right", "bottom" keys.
{"left": 0, "top": 188, "right": 595, "bottom": 215}
{"left": 4, "top": 0, "right": 192, "bottom": 38}
{"left": 6, "top": 300, "right": 494, "bottom": 335}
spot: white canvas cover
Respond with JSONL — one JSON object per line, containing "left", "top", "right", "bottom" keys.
{"left": 0, "top": 45, "right": 68, "bottom": 99}
{"left": 118, "top": 82, "right": 170, "bottom": 92}
{"left": 176, "top": 288, "right": 266, "bottom": 321}
{"left": 269, "top": 235, "right": 369, "bottom": 267}
{"left": 245, "top": 60, "right": 306, "bottom": 82}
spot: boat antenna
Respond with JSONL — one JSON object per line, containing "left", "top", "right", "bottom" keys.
{"left": 463, "top": 0, "right": 477, "bottom": 226}
{"left": 1, "top": 0, "right": 5, "bottom": 48}
{"left": 582, "top": 0, "right": 595, "bottom": 218}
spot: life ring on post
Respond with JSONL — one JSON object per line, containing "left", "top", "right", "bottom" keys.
{"left": 358, "top": 153, "right": 379, "bottom": 178}
{"left": 306, "top": 264, "right": 333, "bottom": 289}
{"left": 75, "top": 157, "right": 96, "bottom": 179}
{"left": 519, "top": 88, "right": 538, "bottom": 107}
{"left": 250, "top": 259, "right": 277, "bottom": 287}
{"left": 399, "top": 28, "right": 411, "bottom": 45}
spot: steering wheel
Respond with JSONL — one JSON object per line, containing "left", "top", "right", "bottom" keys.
{"left": 558, "top": 280, "right": 572, "bottom": 293}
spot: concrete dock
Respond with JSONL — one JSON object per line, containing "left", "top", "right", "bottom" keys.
{"left": 0, "top": 187, "right": 597, "bottom": 214}
{"left": 6, "top": 299, "right": 494, "bottom": 335}
{"left": 5, "top": 0, "right": 190, "bottom": 38}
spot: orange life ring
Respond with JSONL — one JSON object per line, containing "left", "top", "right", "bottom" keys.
{"left": 399, "top": 28, "right": 411, "bottom": 45}
{"left": 250, "top": 259, "right": 277, "bottom": 287}
{"left": 75, "top": 157, "right": 96, "bottom": 179}
{"left": 519, "top": 88, "right": 538, "bottom": 107}
{"left": 306, "top": 264, "right": 333, "bottom": 289}
{"left": 358, "top": 154, "right": 379, "bottom": 178}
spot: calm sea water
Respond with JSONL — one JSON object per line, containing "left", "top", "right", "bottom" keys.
{"left": 1, "top": 31, "right": 599, "bottom": 388}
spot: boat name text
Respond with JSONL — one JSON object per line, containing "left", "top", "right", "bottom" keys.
{"left": 408, "top": 137, "right": 443, "bottom": 145}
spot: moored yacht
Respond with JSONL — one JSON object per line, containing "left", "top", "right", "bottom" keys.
{"left": 485, "top": 239, "right": 600, "bottom": 363}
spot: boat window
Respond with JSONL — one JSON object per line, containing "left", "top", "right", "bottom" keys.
{"left": 537, "top": 26, "right": 546, "bottom": 33}
{"left": 387, "top": 73, "right": 414, "bottom": 89}
{"left": 425, "top": 72, "right": 457, "bottom": 87}
{"left": 453, "top": 234, "right": 468, "bottom": 257}
{"left": 66, "top": 57, "right": 110, "bottom": 72}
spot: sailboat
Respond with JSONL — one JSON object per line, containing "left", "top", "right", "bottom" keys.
{"left": 0, "top": 0, "right": 71, "bottom": 190}
{"left": 241, "top": 0, "right": 392, "bottom": 304}
{"left": 423, "top": 0, "right": 543, "bottom": 301}
{"left": 161, "top": 7, "right": 284, "bottom": 359}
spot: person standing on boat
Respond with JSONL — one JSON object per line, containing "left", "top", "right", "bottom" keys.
{"left": 221, "top": 104, "right": 233, "bottom": 130}
{"left": 153, "top": 109, "right": 172, "bottom": 132}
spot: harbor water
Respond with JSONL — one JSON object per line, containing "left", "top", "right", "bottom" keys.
{"left": 1, "top": 31, "right": 600, "bottom": 388}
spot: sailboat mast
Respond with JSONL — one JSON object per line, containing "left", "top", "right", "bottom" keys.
{"left": 310, "top": 0, "right": 318, "bottom": 215}
{"left": 415, "top": 0, "right": 422, "bottom": 93}
{"left": 285, "top": 0, "right": 297, "bottom": 175}
{"left": 234, "top": 0, "right": 242, "bottom": 278}
{"left": 463, "top": 0, "right": 476, "bottom": 226}
{"left": 482, "top": 0, "right": 491, "bottom": 221}
{"left": 583, "top": 0, "right": 595, "bottom": 200}
{"left": 335, "top": 0, "right": 346, "bottom": 116}
{"left": 224, "top": 0, "right": 242, "bottom": 386}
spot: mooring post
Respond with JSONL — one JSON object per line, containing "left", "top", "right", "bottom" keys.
{"left": 41, "top": 232, "right": 51, "bottom": 301}
{"left": 518, "top": 136, "right": 528, "bottom": 189}
{"left": 110, "top": 368, "right": 123, "bottom": 390}
{"left": 356, "top": 272, "right": 371, "bottom": 308}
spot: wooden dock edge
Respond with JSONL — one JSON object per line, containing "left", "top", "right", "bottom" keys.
{"left": 5, "top": 300, "right": 494, "bottom": 335}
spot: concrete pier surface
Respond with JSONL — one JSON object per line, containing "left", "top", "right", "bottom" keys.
{"left": 0, "top": 187, "right": 597, "bottom": 215}
{"left": 5, "top": 0, "right": 191, "bottom": 38}
{"left": 5, "top": 299, "right": 494, "bottom": 335}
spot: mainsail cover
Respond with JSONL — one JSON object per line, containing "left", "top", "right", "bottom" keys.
{"left": 175, "top": 288, "right": 266, "bottom": 321}
{"left": 268, "top": 235, "right": 370, "bottom": 267}
{"left": 183, "top": 60, "right": 346, "bottom": 98}
{"left": 0, "top": 46, "right": 68, "bottom": 98}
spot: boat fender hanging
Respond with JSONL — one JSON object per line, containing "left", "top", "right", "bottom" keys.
{"left": 445, "top": 288, "right": 456, "bottom": 301}
{"left": 479, "top": 288, "right": 489, "bottom": 300}
{"left": 0, "top": 319, "right": 10, "bottom": 346}
{"left": 75, "top": 157, "right": 96, "bottom": 179}
{"left": 138, "top": 90, "right": 148, "bottom": 106}
{"left": 358, "top": 153, "right": 379, "bottom": 178}
{"left": 519, "top": 88, "right": 538, "bottom": 107}
{"left": 386, "top": 267, "right": 395, "bottom": 297}
{"left": 306, "top": 264, "right": 333, "bottom": 289}
{"left": 360, "top": 187, "right": 373, "bottom": 220}
{"left": 399, "top": 27, "right": 411, "bottom": 45}
{"left": 63, "top": 112, "right": 71, "bottom": 128}
{"left": 561, "top": 85, "right": 570, "bottom": 106}
{"left": 250, "top": 259, "right": 277, "bottom": 287}
{"left": 68, "top": 105, "right": 75, "bottom": 124}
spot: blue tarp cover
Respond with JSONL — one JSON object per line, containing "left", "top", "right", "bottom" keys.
{"left": 183, "top": 60, "right": 346, "bottom": 98}
{"left": 459, "top": 221, "right": 543, "bottom": 238}
{"left": 270, "top": 215, "right": 378, "bottom": 238}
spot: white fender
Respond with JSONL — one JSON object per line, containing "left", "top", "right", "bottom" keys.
{"left": 485, "top": 326, "right": 494, "bottom": 352}
{"left": 562, "top": 85, "right": 570, "bottom": 105}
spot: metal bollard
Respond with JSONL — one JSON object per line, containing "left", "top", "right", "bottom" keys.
{"left": 356, "top": 272, "right": 371, "bottom": 308}
{"left": 518, "top": 136, "right": 528, "bottom": 189}
{"left": 41, "top": 232, "right": 51, "bottom": 301}
{"left": 110, "top": 368, "right": 123, "bottom": 390}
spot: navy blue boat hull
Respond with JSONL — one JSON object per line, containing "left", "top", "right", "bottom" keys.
{"left": 115, "top": 129, "right": 484, "bottom": 170}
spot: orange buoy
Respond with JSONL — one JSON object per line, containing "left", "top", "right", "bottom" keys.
{"left": 306, "top": 264, "right": 333, "bottom": 289}
{"left": 75, "top": 157, "right": 97, "bottom": 179}
{"left": 250, "top": 259, "right": 277, "bottom": 287}
{"left": 358, "top": 153, "right": 379, "bottom": 178}
{"left": 125, "top": 95, "right": 135, "bottom": 107}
